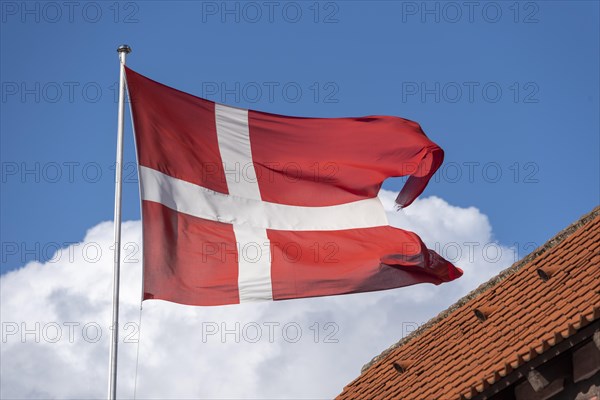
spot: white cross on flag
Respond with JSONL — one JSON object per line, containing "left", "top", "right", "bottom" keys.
{"left": 125, "top": 67, "right": 463, "bottom": 306}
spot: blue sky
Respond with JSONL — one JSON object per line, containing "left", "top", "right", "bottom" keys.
{"left": 1, "top": 2, "right": 599, "bottom": 399}
{"left": 2, "top": 1, "right": 599, "bottom": 272}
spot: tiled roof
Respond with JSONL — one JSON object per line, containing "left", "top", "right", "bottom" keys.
{"left": 337, "top": 206, "right": 600, "bottom": 400}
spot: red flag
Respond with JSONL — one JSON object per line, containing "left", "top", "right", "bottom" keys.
{"left": 125, "top": 67, "right": 462, "bottom": 306}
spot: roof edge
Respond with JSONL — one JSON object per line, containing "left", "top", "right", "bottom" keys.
{"left": 359, "top": 205, "right": 600, "bottom": 374}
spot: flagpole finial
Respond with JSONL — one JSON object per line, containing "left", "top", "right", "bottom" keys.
{"left": 117, "top": 44, "right": 132, "bottom": 54}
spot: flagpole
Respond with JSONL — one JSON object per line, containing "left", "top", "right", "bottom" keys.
{"left": 108, "top": 44, "right": 131, "bottom": 400}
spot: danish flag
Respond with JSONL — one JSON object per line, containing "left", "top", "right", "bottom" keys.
{"left": 125, "top": 67, "right": 462, "bottom": 306}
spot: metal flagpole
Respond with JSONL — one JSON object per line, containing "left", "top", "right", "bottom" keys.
{"left": 108, "top": 44, "right": 131, "bottom": 400}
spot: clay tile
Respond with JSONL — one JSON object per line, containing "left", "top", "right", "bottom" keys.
{"left": 473, "top": 305, "right": 497, "bottom": 322}
{"left": 537, "top": 264, "right": 562, "bottom": 281}
{"left": 391, "top": 359, "right": 415, "bottom": 374}
{"left": 561, "top": 324, "right": 577, "bottom": 338}
{"left": 487, "top": 371, "right": 501, "bottom": 385}
{"left": 522, "top": 347, "right": 537, "bottom": 362}
{"left": 475, "top": 378, "right": 489, "bottom": 392}
{"left": 508, "top": 355, "right": 520, "bottom": 369}
{"left": 503, "top": 361, "right": 513, "bottom": 375}
{"left": 535, "top": 340, "right": 550, "bottom": 354}
{"left": 551, "top": 331, "right": 563, "bottom": 345}
{"left": 573, "top": 314, "right": 588, "bottom": 329}
{"left": 498, "top": 363, "right": 512, "bottom": 378}
{"left": 463, "top": 386, "right": 477, "bottom": 399}
{"left": 593, "top": 305, "right": 600, "bottom": 320}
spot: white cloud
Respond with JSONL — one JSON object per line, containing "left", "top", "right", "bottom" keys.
{"left": 1, "top": 192, "right": 515, "bottom": 399}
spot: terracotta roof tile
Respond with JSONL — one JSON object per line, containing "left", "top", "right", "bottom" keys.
{"left": 337, "top": 206, "right": 600, "bottom": 400}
